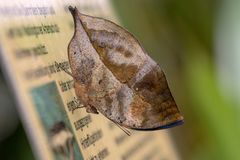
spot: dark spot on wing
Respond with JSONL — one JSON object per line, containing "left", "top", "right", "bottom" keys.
{"left": 98, "top": 79, "right": 103, "bottom": 84}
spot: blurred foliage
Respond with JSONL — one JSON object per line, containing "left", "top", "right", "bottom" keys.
{"left": 113, "top": 0, "right": 240, "bottom": 160}
{"left": 0, "top": 69, "right": 34, "bottom": 160}
{"left": 0, "top": 124, "right": 34, "bottom": 160}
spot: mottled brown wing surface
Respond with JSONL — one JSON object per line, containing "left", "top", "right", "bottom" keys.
{"left": 68, "top": 7, "right": 184, "bottom": 130}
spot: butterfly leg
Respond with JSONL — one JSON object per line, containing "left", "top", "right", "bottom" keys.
{"left": 86, "top": 105, "right": 99, "bottom": 114}
{"left": 114, "top": 122, "right": 131, "bottom": 136}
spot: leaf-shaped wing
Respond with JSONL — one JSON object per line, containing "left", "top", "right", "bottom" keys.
{"left": 68, "top": 7, "right": 184, "bottom": 130}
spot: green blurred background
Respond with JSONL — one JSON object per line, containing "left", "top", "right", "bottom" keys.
{"left": 113, "top": 0, "right": 240, "bottom": 160}
{"left": 1, "top": 0, "right": 240, "bottom": 159}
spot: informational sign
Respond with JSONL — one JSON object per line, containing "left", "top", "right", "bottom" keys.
{"left": 0, "top": 0, "right": 180, "bottom": 159}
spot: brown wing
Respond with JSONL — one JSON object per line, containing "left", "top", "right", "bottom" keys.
{"left": 127, "top": 63, "right": 184, "bottom": 130}
{"left": 69, "top": 7, "right": 184, "bottom": 130}
{"left": 80, "top": 13, "right": 147, "bottom": 84}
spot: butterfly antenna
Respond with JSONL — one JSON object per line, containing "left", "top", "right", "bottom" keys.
{"left": 115, "top": 122, "right": 131, "bottom": 136}
{"left": 55, "top": 61, "right": 74, "bottom": 77}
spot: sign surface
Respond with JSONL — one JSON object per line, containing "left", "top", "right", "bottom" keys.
{"left": 0, "top": 0, "right": 180, "bottom": 159}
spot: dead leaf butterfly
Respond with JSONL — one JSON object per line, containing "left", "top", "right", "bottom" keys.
{"left": 62, "top": 6, "right": 184, "bottom": 134}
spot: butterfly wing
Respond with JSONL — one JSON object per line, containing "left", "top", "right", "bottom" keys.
{"left": 79, "top": 13, "right": 147, "bottom": 85}
{"left": 127, "top": 63, "right": 184, "bottom": 130}
{"left": 69, "top": 7, "right": 184, "bottom": 130}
